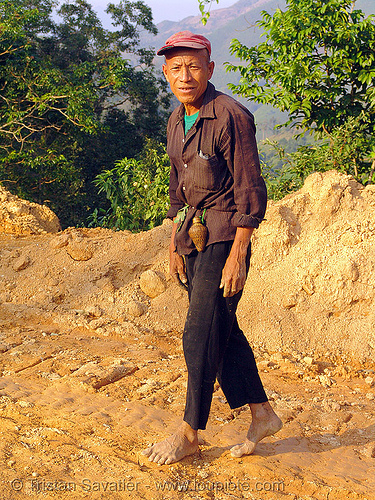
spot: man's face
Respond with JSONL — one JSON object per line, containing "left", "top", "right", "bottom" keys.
{"left": 162, "top": 48, "right": 214, "bottom": 115}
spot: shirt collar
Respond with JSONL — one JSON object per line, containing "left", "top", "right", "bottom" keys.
{"left": 176, "top": 81, "right": 216, "bottom": 124}
{"left": 199, "top": 81, "right": 216, "bottom": 119}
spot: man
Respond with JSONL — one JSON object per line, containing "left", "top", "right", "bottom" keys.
{"left": 142, "top": 31, "right": 282, "bottom": 465}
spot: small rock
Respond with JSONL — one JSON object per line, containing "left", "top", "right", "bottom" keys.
{"left": 270, "top": 352, "right": 284, "bottom": 363}
{"left": 330, "top": 402, "right": 341, "bottom": 411}
{"left": 344, "top": 259, "right": 360, "bottom": 282}
{"left": 361, "top": 443, "right": 375, "bottom": 459}
{"left": 85, "top": 305, "right": 103, "bottom": 318}
{"left": 0, "top": 292, "right": 11, "bottom": 303}
{"left": 8, "top": 204, "right": 30, "bottom": 215}
{"left": 89, "top": 318, "right": 107, "bottom": 330}
{"left": 66, "top": 239, "right": 94, "bottom": 261}
{"left": 303, "top": 356, "right": 315, "bottom": 365}
{"left": 18, "top": 400, "right": 33, "bottom": 408}
{"left": 126, "top": 300, "right": 147, "bottom": 318}
{"left": 145, "top": 378, "right": 158, "bottom": 387}
{"left": 302, "top": 276, "right": 315, "bottom": 295}
{"left": 96, "top": 277, "right": 116, "bottom": 293}
{"left": 334, "top": 365, "right": 349, "bottom": 377}
{"left": 365, "top": 376, "right": 374, "bottom": 387}
{"left": 319, "top": 374, "right": 335, "bottom": 387}
{"left": 137, "top": 380, "right": 159, "bottom": 395}
{"left": 139, "top": 270, "right": 166, "bottom": 298}
{"left": 257, "top": 360, "right": 273, "bottom": 371}
{"left": 50, "top": 233, "right": 71, "bottom": 249}
{"left": 282, "top": 294, "right": 298, "bottom": 309}
{"left": 13, "top": 255, "right": 30, "bottom": 272}
{"left": 366, "top": 392, "right": 375, "bottom": 401}
{"left": 7, "top": 204, "right": 22, "bottom": 215}
{"left": 51, "top": 292, "right": 65, "bottom": 304}
{"left": 0, "top": 191, "right": 8, "bottom": 202}
{"left": 0, "top": 343, "right": 11, "bottom": 353}
{"left": 43, "top": 373, "right": 61, "bottom": 381}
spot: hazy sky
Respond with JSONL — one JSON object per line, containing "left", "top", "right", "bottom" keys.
{"left": 145, "top": 0, "right": 236, "bottom": 23}
{"left": 91, "top": 0, "right": 237, "bottom": 25}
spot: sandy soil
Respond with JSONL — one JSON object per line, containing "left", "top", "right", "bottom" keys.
{"left": 0, "top": 173, "right": 374, "bottom": 500}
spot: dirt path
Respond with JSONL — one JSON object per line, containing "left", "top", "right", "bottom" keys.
{"left": 0, "top": 301, "right": 374, "bottom": 500}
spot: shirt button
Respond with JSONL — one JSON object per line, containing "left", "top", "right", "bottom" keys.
{"left": 182, "top": 186, "right": 186, "bottom": 191}
{"left": 184, "top": 163, "right": 188, "bottom": 168}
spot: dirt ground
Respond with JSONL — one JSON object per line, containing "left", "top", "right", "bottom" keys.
{"left": 0, "top": 173, "right": 374, "bottom": 500}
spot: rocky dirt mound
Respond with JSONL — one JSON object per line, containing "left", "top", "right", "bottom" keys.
{"left": 0, "top": 185, "right": 60, "bottom": 235}
{"left": 241, "top": 169, "right": 375, "bottom": 361}
{"left": 0, "top": 170, "right": 374, "bottom": 360}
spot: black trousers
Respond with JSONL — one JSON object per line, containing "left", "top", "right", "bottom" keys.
{"left": 183, "top": 241, "right": 268, "bottom": 430}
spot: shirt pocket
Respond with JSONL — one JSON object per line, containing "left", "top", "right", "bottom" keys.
{"left": 193, "top": 152, "right": 225, "bottom": 191}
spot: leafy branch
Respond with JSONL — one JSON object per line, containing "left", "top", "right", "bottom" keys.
{"left": 198, "top": 0, "right": 219, "bottom": 25}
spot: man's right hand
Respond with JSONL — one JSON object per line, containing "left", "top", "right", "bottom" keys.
{"left": 169, "top": 244, "right": 187, "bottom": 286}
{"left": 169, "top": 221, "right": 187, "bottom": 286}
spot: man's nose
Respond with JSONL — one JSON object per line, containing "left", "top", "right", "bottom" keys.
{"left": 180, "top": 66, "right": 192, "bottom": 82}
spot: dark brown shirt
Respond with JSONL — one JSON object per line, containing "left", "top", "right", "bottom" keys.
{"left": 166, "top": 82, "right": 267, "bottom": 255}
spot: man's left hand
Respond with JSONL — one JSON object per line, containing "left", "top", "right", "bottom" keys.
{"left": 219, "top": 226, "right": 254, "bottom": 297}
{"left": 220, "top": 252, "right": 247, "bottom": 297}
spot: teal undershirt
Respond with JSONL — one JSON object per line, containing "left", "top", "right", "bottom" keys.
{"left": 184, "top": 111, "right": 199, "bottom": 135}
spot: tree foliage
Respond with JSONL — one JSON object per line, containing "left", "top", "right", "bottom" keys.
{"left": 0, "top": 0, "right": 170, "bottom": 226}
{"left": 197, "top": 0, "right": 375, "bottom": 196}
{"left": 197, "top": 0, "right": 219, "bottom": 25}
{"left": 89, "top": 139, "right": 170, "bottom": 231}
{"left": 226, "top": 0, "right": 375, "bottom": 134}
{"left": 261, "top": 113, "right": 375, "bottom": 200}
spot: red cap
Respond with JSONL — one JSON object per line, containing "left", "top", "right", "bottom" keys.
{"left": 157, "top": 31, "right": 211, "bottom": 56}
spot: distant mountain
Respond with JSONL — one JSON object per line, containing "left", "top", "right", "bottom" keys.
{"left": 153, "top": 0, "right": 271, "bottom": 37}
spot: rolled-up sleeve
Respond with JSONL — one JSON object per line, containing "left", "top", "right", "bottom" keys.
{"left": 221, "top": 107, "right": 267, "bottom": 229}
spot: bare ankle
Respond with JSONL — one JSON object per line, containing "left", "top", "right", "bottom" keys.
{"left": 181, "top": 421, "right": 198, "bottom": 443}
{"left": 249, "top": 401, "right": 276, "bottom": 419}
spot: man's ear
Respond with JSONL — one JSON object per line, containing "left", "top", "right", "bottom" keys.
{"left": 162, "top": 64, "right": 170, "bottom": 83}
{"left": 208, "top": 60, "right": 215, "bottom": 80}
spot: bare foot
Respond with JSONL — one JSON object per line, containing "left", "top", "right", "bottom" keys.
{"left": 142, "top": 422, "right": 198, "bottom": 465}
{"left": 230, "top": 402, "right": 282, "bottom": 458}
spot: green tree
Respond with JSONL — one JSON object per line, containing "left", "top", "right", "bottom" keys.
{"left": 226, "top": 0, "right": 375, "bottom": 134}
{"left": 261, "top": 113, "right": 375, "bottom": 198}
{"left": 199, "top": 0, "right": 375, "bottom": 193}
{"left": 0, "top": 0, "right": 170, "bottom": 227}
{"left": 90, "top": 139, "right": 170, "bottom": 231}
